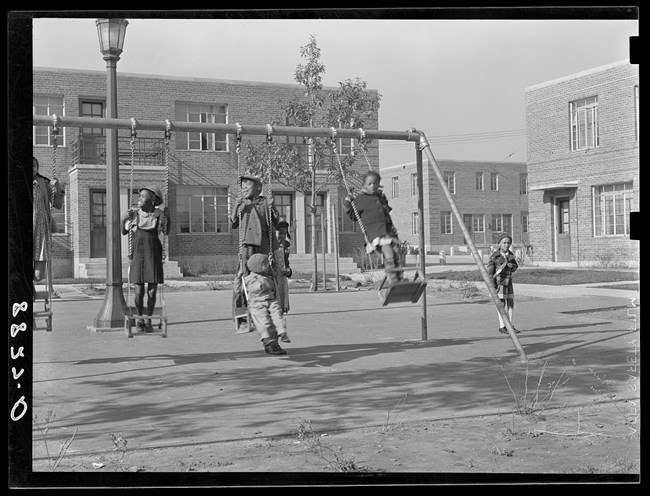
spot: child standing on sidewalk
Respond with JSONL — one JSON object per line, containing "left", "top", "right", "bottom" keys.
{"left": 343, "top": 170, "right": 403, "bottom": 283}
{"left": 487, "top": 233, "right": 520, "bottom": 335}
{"left": 274, "top": 221, "right": 292, "bottom": 314}
{"left": 244, "top": 253, "right": 290, "bottom": 355}
{"left": 121, "top": 185, "right": 170, "bottom": 332}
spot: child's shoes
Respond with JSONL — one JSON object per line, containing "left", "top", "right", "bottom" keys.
{"left": 136, "top": 320, "right": 146, "bottom": 332}
{"left": 264, "top": 339, "right": 287, "bottom": 355}
{"left": 278, "top": 332, "right": 291, "bottom": 343}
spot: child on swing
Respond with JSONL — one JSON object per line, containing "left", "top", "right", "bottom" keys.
{"left": 487, "top": 232, "right": 520, "bottom": 335}
{"left": 344, "top": 170, "right": 404, "bottom": 282}
{"left": 230, "top": 174, "right": 280, "bottom": 330}
{"left": 244, "top": 253, "right": 290, "bottom": 356}
{"left": 121, "top": 185, "right": 171, "bottom": 332}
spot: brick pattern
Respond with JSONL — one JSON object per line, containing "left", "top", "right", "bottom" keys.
{"left": 526, "top": 62, "right": 639, "bottom": 265}
{"left": 382, "top": 160, "right": 529, "bottom": 252}
{"left": 33, "top": 69, "right": 379, "bottom": 276}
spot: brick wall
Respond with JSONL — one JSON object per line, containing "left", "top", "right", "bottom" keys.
{"left": 526, "top": 61, "right": 639, "bottom": 265}
{"left": 382, "top": 159, "right": 528, "bottom": 253}
{"left": 33, "top": 68, "right": 380, "bottom": 273}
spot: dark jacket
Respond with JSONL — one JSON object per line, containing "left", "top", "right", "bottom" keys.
{"left": 486, "top": 249, "right": 518, "bottom": 288}
{"left": 231, "top": 196, "right": 280, "bottom": 251}
{"left": 343, "top": 189, "right": 397, "bottom": 241}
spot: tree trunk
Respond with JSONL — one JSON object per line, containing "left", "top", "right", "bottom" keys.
{"left": 308, "top": 137, "right": 318, "bottom": 292}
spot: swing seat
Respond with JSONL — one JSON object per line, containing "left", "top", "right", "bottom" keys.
{"left": 234, "top": 305, "right": 254, "bottom": 334}
{"left": 33, "top": 290, "right": 53, "bottom": 332}
{"left": 377, "top": 269, "right": 427, "bottom": 306}
{"left": 124, "top": 306, "right": 168, "bottom": 338}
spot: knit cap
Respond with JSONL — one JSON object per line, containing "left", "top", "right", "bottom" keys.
{"left": 247, "top": 253, "right": 268, "bottom": 274}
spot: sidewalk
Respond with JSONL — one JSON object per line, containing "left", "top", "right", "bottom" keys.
{"left": 30, "top": 275, "right": 640, "bottom": 463}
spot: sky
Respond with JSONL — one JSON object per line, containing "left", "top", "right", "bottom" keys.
{"left": 30, "top": 11, "right": 638, "bottom": 167}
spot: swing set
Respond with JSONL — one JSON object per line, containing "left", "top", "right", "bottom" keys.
{"left": 31, "top": 114, "right": 527, "bottom": 361}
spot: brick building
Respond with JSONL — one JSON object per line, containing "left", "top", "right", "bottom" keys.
{"left": 380, "top": 159, "right": 529, "bottom": 253}
{"left": 33, "top": 68, "right": 376, "bottom": 278}
{"left": 525, "top": 60, "right": 639, "bottom": 266}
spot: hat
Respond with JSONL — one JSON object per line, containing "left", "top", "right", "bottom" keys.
{"left": 496, "top": 232, "right": 512, "bottom": 244}
{"left": 246, "top": 253, "right": 268, "bottom": 274}
{"left": 139, "top": 185, "right": 164, "bottom": 206}
{"left": 239, "top": 175, "right": 263, "bottom": 188}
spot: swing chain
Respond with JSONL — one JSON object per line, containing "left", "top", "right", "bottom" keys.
{"left": 51, "top": 114, "right": 60, "bottom": 178}
{"left": 235, "top": 122, "right": 242, "bottom": 155}
{"left": 162, "top": 120, "right": 172, "bottom": 262}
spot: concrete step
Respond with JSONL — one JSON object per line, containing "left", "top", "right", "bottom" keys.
{"left": 286, "top": 254, "right": 359, "bottom": 273}
{"left": 78, "top": 260, "right": 184, "bottom": 279}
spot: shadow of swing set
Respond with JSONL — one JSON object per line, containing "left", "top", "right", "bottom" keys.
{"left": 32, "top": 115, "right": 526, "bottom": 362}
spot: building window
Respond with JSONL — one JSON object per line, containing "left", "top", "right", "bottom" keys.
{"left": 476, "top": 172, "right": 484, "bottom": 191}
{"left": 175, "top": 103, "right": 228, "bottom": 151}
{"left": 570, "top": 96, "right": 599, "bottom": 151}
{"left": 339, "top": 196, "right": 357, "bottom": 232}
{"left": 472, "top": 214, "right": 485, "bottom": 233}
{"left": 33, "top": 95, "right": 65, "bottom": 146}
{"left": 177, "top": 185, "right": 230, "bottom": 233}
{"left": 522, "top": 213, "right": 529, "bottom": 233}
{"left": 411, "top": 212, "right": 419, "bottom": 235}
{"left": 444, "top": 171, "right": 455, "bottom": 194}
{"left": 411, "top": 173, "right": 418, "bottom": 196}
{"left": 520, "top": 174, "right": 528, "bottom": 195}
{"left": 634, "top": 85, "right": 639, "bottom": 141}
{"left": 593, "top": 182, "right": 634, "bottom": 236}
{"left": 391, "top": 177, "right": 399, "bottom": 199}
{"left": 491, "top": 214, "right": 512, "bottom": 235}
{"left": 441, "top": 211, "right": 452, "bottom": 234}
{"left": 51, "top": 196, "right": 67, "bottom": 235}
{"left": 490, "top": 172, "right": 499, "bottom": 191}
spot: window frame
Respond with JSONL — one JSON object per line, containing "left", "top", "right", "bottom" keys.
{"left": 592, "top": 182, "right": 634, "bottom": 237}
{"left": 411, "top": 173, "right": 418, "bottom": 196}
{"left": 441, "top": 211, "right": 453, "bottom": 234}
{"left": 476, "top": 172, "right": 484, "bottom": 191}
{"left": 490, "top": 172, "right": 499, "bottom": 191}
{"left": 176, "top": 185, "right": 231, "bottom": 234}
{"left": 411, "top": 211, "right": 419, "bottom": 235}
{"left": 570, "top": 96, "right": 599, "bottom": 151}
{"left": 175, "top": 102, "right": 229, "bottom": 152}
{"left": 520, "top": 173, "right": 528, "bottom": 195}
{"left": 391, "top": 176, "right": 399, "bottom": 199}
{"left": 444, "top": 171, "right": 456, "bottom": 194}
{"left": 33, "top": 94, "right": 66, "bottom": 147}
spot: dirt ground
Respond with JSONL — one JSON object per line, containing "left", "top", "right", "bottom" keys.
{"left": 36, "top": 400, "right": 639, "bottom": 480}
{"left": 31, "top": 282, "right": 640, "bottom": 483}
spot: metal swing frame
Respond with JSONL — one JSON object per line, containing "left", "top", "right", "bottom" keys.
{"left": 124, "top": 119, "right": 170, "bottom": 338}
{"left": 31, "top": 114, "right": 527, "bottom": 361}
{"left": 330, "top": 128, "right": 427, "bottom": 306}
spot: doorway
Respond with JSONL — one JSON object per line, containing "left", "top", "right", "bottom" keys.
{"left": 556, "top": 198, "right": 571, "bottom": 262}
{"left": 305, "top": 193, "right": 327, "bottom": 254}
{"left": 90, "top": 190, "right": 107, "bottom": 258}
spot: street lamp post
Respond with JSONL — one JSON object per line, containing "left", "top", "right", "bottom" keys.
{"left": 92, "top": 18, "right": 129, "bottom": 329}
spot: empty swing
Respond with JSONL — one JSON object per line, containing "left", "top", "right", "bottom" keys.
{"left": 123, "top": 119, "right": 170, "bottom": 338}
{"left": 331, "top": 128, "right": 427, "bottom": 306}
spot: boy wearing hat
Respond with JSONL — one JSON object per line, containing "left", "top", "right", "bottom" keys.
{"left": 244, "top": 253, "right": 290, "bottom": 355}
{"left": 487, "top": 233, "right": 520, "bottom": 334}
{"left": 121, "top": 185, "right": 170, "bottom": 332}
{"left": 231, "top": 175, "right": 281, "bottom": 328}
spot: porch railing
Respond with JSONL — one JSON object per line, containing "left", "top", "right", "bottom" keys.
{"left": 71, "top": 135, "right": 165, "bottom": 167}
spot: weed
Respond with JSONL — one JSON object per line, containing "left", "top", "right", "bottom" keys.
{"left": 495, "top": 359, "right": 571, "bottom": 418}
{"left": 33, "top": 401, "right": 78, "bottom": 472}
{"left": 108, "top": 432, "right": 129, "bottom": 470}
{"left": 586, "top": 367, "right": 628, "bottom": 421}
{"left": 296, "top": 420, "right": 370, "bottom": 472}
{"left": 382, "top": 393, "right": 408, "bottom": 432}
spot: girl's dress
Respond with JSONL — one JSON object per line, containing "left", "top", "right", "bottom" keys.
{"left": 33, "top": 174, "right": 65, "bottom": 263}
{"left": 127, "top": 209, "right": 166, "bottom": 284}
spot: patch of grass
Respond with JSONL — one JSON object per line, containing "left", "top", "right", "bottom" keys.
{"left": 429, "top": 268, "right": 638, "bottom": 286}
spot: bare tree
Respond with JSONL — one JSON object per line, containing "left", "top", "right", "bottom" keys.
{"left": 243, "top": 34, "right": 380, "bottom": 291}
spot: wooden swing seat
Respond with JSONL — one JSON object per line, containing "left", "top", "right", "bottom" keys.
{"left": 124, "top": 305, "right": 168, "bottom": 338}
{"left": 33, "top": 289, "right": 53, "bottom": 332}
{"left": 377, "top": 269, "right": 427, "bottom": 306}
